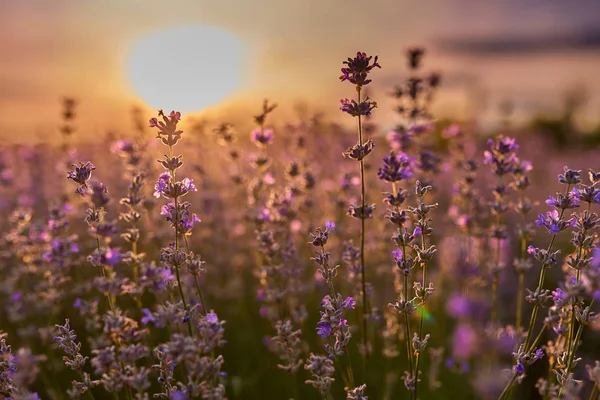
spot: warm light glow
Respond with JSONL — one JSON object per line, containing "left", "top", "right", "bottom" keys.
{"left": 126, "top": 26, "right": 245, "bottom": 112}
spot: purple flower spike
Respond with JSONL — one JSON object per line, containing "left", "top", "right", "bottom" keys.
{"left": 339, "top": 52, "right": 381, "bottom": 87}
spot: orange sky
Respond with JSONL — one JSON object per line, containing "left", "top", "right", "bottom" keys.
{"left": 2, "top": 0, "right": 600, "bottom": 143}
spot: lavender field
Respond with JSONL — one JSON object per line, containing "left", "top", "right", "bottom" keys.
{"left": 1, "top": 44, "right": 600, "bottom": 400}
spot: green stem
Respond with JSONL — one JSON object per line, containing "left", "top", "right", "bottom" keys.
{"left": 498, "top": 373, "right": 518, "bottom": 400}
{"left": 516, "top": 272, "right": 525, "bottom": 332}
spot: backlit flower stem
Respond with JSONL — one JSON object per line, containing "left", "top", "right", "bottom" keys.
{"left": 413, "top": 234, "right": 427, "bottom": 399}
{"left": 501, "top": 184, "right": 572, "bottom": 397}
{"left": 92, "top": 205, "right": 115, "bottom": 312}
{"left": 357, "top": 86, "right": 369, "bottom": 359}
{"left": 401, "top": 237, "right": 414, "bottom": 379}
{"left": 183, "top": 234, "right": 207, "bottom": 315}
{"left": 168, "top": 144, "right": 193, "bottom": 337}
{"left": 524, "top": 183, "right": 571, "bottom": 351}
{"left": 516, "top": 237, "right": 526, "bottom": 331}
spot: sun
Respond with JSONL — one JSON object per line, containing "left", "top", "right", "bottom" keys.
{"left": 126, "top": 25, "right": 245, "bottom": 112}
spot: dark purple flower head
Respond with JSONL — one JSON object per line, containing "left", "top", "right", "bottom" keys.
{"left": 552, "top": 288, "right": 568, "bottom": 307}
{"left": 160, "top": 201, "right": 201, "bottom": 235}
{"left": 153, "top": 173, "right": 171, "bottom": 198}
{"left": 250, "top": 128, "right": 274, "bottom": 147}
{"left": 483, "top": 137, "right": 521, "bottom": 176}
{"left": 406, "top": 47, "right": 425, "bottom": 69}
{"left": 343, "top": 140, "right": 375, "bottom": 161}
{"left": 487, "top": 136, "right": 519, "bottom": 154}
{"left": 103, "top": 249, "right": 121, "bottom": 267}
{"left": 340, "top": 52, "right": 381, "bottom": 87}
{"left": 545, "top": 191, "right": 579, "bottom": 210}
{"left": 67, "top": 162, "right": 96, "bottom": 196}
{"left": 340, "top": 98, "right": 377, "bottom": 117}
{"left": 317, "top": 321, "right": 332, "bottom": 338}
{"left": 535, "top": 209, "right": 574, "bottom": 235}
{"left": 67, "top": 161, "right": 95, "bottom": 186}
{"left": 378, "top": 152, "right": 413, "bottom": 182}
{"left": 343, "top": 297, "right": 356, "bottom": 309}
{"left": 514, "top": 362, "right": 525, "bottom": 375}
{"left": 90, "top": 181, "right": 110, "bottom": 208}
{"left": 535, "top": 349, "right": 544, "bottom": 359}
{"left": 558, "top": 167, "right": 581, "bottom": 185}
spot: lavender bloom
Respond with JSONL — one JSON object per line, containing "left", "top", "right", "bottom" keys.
{"left": 154, "top": 172, "right": 171, "bottom": 198}
{"left": 149, "top": 110, "right": 183, "bottom": 146}
{"left": 250, "top": 128, "right": 274, "bottom": 147}
{"left": 340, "top": 98, "right": 378, "bottom": 117}
{"left": 378, "top": 152, "right": 413, "bottom": 182}
{"left": 558, "top": 167, "right": 581, "bottom": 185}
{"left": 339, "top": 52, "right": 381, "bottom": 87}
{"left": 197, "top": 311, "right": 227, "bottom": 353}
{"left": 154, "top": 175, "right": 197, "bottom": 199}
{"left": 89, "top": 181, "right": 110, "bottom": 208}
{"left": 545, "top": 191, "right": 579, "bottom": 210}
{"left": 141, "top": 309, "right": 155, "bottom": 325}
{"left": 346, "top": 384, "right": 368, "bottom": 399}
{"left": 66, "top": 162, "right": 95, "bottom": 196}
{"left": 535, "top": 210, "right": 575, "bottom": 235}
{"left": 483, "top": 136, "right": 520, "bottom": 176}
{"left": 316, "top": 294, "right": 354, "bottom": 358}
{"left": 160, "top": 201, "right": 201, "bottom": 235}
{"left": 343, "top": 140, "right": 375, "bottom": 161}
{"left": 305, "top": 354, "right": 335, "bottom": 395}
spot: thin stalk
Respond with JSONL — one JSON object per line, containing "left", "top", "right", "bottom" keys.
{"left": 168, "top": 144, "right": 193, "bottom": 337}
{"left": 491, "top": 217, "right": 502, "bottom": 328}
{"left": 413, "top": 234, "right": 427, "bottom": 399}
{"left": 516, "top": 271, "right": 525, "bottom": 332}
{"left": 563, "top": 298, "right": 596, "bottom": 394}
{"left": 403, "top": 265, "right": 414, "bottom": 379}
{"left": 563, "top": 324, "right": 584, "bottom": 384}
{"left": 92, "top": 207, "right": 115, "bottom": 312}
{"left": 524, "top": 184, "right": 571, "bottom": 350}
{"left": 326, "top": 255, "right": 355, "bottom": 388}
{"left": 183, "top": 235, "right": 207, "bottom": 314}
{"left": 501, "top": 186, "right": 571, "bottom": 396}
{"left": 498, "top": 373, "right": 518, "bottom": 400}
{"left": 356, "top": 87, "right": 369, "bottom": 357}
{"left": 526, "top": 324, "right": 547, "bottom": 354}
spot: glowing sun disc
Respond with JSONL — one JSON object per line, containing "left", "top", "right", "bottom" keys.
{"left": 126, "top": 25, "right": 245, "bottom": 112}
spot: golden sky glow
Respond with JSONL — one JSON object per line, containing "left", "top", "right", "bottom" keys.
{"left": 2, "top": 0, "right": 600, "bottom": 142}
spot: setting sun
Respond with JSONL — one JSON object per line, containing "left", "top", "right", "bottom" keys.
{"left": 126, "top": 25, "right": 245, "bottom": 112}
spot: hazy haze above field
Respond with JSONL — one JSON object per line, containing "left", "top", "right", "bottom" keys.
{"left": 2, "top": 0, "right": 600, "bottom": 142}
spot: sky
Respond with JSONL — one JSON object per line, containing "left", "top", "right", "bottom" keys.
{"left": 2, "top": 0, "right": 600, "bottom": 143}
